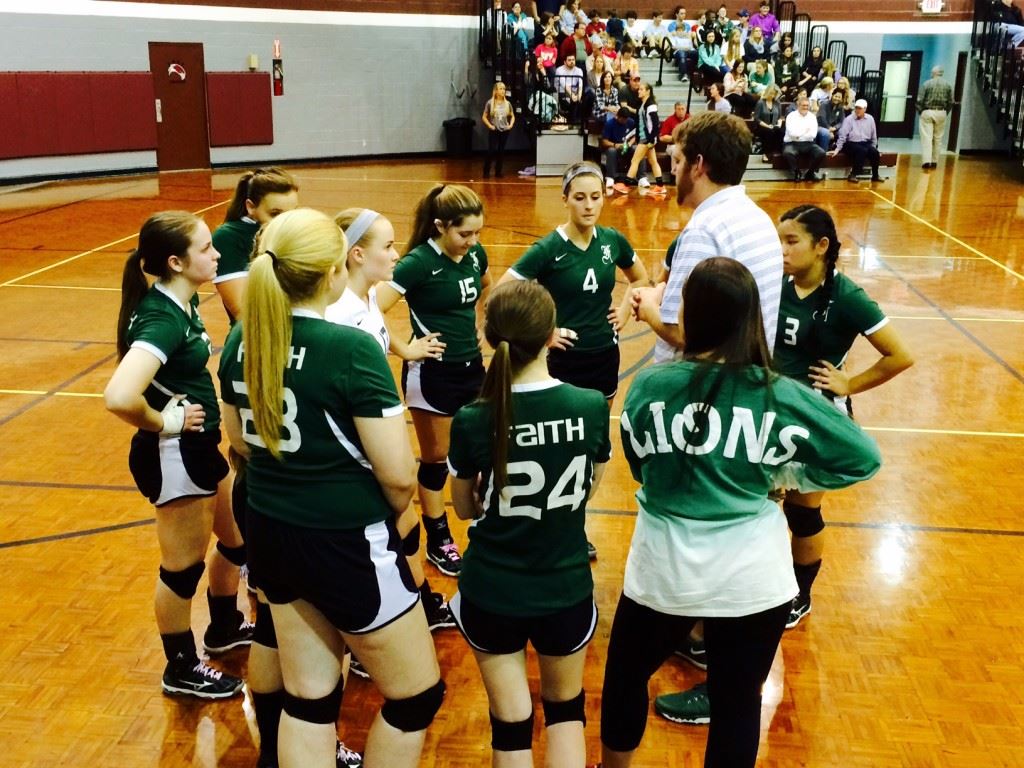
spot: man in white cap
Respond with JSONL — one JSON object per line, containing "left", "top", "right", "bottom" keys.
{"left": 916, "top": 65, "right": 953, "bottom": 169}
{"left": 829, "top": 98, "right": 882, "bottom": 182}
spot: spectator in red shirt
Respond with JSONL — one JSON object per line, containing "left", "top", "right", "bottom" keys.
{"left": 560, "top": 21, "right": 594, "bottom": 64}
{"left": 659, "top": 101, "right": 690, "bottom": 147}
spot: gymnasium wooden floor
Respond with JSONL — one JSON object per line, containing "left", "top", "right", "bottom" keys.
{"left": 1, "top": 154, "right": 1023, "bottom": 768}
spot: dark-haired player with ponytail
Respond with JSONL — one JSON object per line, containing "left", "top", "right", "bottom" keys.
{"left": 213, "top": 167, "right": 299, "bottom": 324}
{"left": 104, "top": 212, "right": 243, "bottom": 699}
{"left": 448, "top": 280, "right": 610, "bottom": 768}
{"left": 775, "top": 205, "right": 913, "bottom": 627}
{"left": 376, "top": 184, "right": 491, "bottom": 578}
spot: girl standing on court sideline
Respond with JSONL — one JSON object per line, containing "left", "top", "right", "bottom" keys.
{"left": 219, "top": 208, "right": 444, "bottom": 768}
{"left": 375, "top": 185, "right": 491, "bottom": 578}
{"left": 104, "top": 211, "right": 243, "bottom": 700}
{"left": 448, "top": 280, "right": 611, "bottom": 768}
{"left": 774, "top": 205, "right": 913, "bottom": 627}
{"left": 482, "top": 82, "right": 516, "bottom": 178}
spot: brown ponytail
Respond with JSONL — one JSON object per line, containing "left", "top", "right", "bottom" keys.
{"left": 406, "top": 184, "right": 483, "bottom": 255}
{"left": 224, "top": 167, "right": 299, "bottom": 223}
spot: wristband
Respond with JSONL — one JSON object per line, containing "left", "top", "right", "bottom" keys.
{"left": 160, "top": 397, "right": 187, "bottom": 435}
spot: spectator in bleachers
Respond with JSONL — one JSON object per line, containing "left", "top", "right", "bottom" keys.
{"left": 695, "top": 9, "right": 722, "bottom": 44}
{"left": 775, "top": 43, "right": 800, "bottom": 100}
{"left": 835, "top": 76, "right": 856, "bottom": 112}
{"left": 614, "top": 41, "right": 641, "bottom": 86}
{"left": 606, "top": 8, "right": 626, "bottom": 44}
{"left": 697, "top": 28, "right": 726, "bottom": 86}
{"left": 594, "top": 69, "right": 621, "bottom": 117}
{"left": 716, "top": 4, "right": 736, "bottom": 39}
{"left": 659, "top": 101, "right": 690, "bottom": 148}
{"left": 831, "top": 99, "right": 881, "bottom": 181}
{"left": 668, "top": 5, "right": 690, "bottom": 34}
{"left": 643, "top": 10, "right": 672, "bottom": 57}
{"left": 508, "top": 2, "right": 532, "bottom": 52}
{"left": 561, "top": 21, "right": 594, "bottom": 63}
{"left": 723, "top": 28, "right": 745, "bottom": 71}
{"left": 820, "top": 58, "right": 838, "bottom": 84}
{"left": 744, "top": 25, "right": 767, "bottom": 62}
{"left": 535, "top": 31, "right": 559, "bottom": 78}
{"left": 783, "top": 95, "right": 826, "bottom": 181}
{"left": 618, "top": 72, "right": 643, "bottom": 116}
{"left": 668, "top": 7, "right": 697, "bottom": 79}
{"left": 753, "top": 84, "right": 784, "bottom": 159}
{"left": 817, "top": 89, "right": 846, "bottom": 148}
{"left": 799, "top": 46, "right": 825, "bottom": 92}
{"left": 624, "top": 9, "right": 646, "bottom": 49}
{"left": 555, "top": 53, "right": 586, "bottom": 120}
{"left": 708, "top": 81, "right": 733, "bottom": 113}
{"left": 735, "top": 8, "right": 751, "bottom": 44}
{"left": 724, "top": 60, "right": 757, "bottom": 118}
{"left": 749, "top": 0, "right": 779, "bottom": 46}
{"left": 994, "top": 0, "right": 1024, "bottom": 46}
{"left": 586, "top": 8, "right": 607, "bottom": 41}
{"left": 772, "top": 31, "right": 799, "bottom": 59}
{"left": 588, "top": 48, "right": 612, "bottom": 89}
{"left": 526, "top": 53, "right": 559, "bottom": 124}
{"left": 810, "top": 76, "right": 834, "bottom": 106}
{"left": 561, "top": 1, "right": 589, "bottom": 37}
{"left": 601, "top": 107, "right": 638, "bottom": 187}
{"left": 749, "top": 58, "right": 774, "bottom": 96}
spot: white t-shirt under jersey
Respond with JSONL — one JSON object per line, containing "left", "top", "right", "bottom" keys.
{"left": 325, "top": 286, "right": 390, "bottom": 355}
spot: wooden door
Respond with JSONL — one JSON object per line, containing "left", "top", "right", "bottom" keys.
{"left": 148, "top": 42, "right": 210, "bottom": 171}
{"left": 878, "top": 50, "right": 922, "bottom": 139}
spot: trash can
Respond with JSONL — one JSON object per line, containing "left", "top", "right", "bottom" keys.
{"left": 442, "top": 117, "right": 475, "bottom": 157}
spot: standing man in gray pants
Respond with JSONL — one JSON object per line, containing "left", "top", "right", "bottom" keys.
{"left": 917, "top": 65, "right": 953, "bottom": 169}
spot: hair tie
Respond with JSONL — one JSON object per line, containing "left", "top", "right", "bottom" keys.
{"left": 344, "top": 209, "right": 381, "bottom": 248}
{"left": 264, "top": 249, "right": 279, "bottom": 265}
{"left": 561, "top": 162, "right": 603, "bottom": 194}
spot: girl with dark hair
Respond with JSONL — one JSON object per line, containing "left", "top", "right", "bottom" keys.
{"left": 213, "top": 167, "right": 299, "bottom": 324}
{"left": 799, "top": 45, "right": 825, "bottom": 91}
{"left": 696, "top": 29, "right": 725, "bottom": 87}
{"left": 375, "top": 185, "right": 491, "bottom": 578}
{"left": 617, "top": 82, "right": 669, "bottom": 196}
{"left": 600, "top": 257, "right": 882, "bottom": 768}
{"left": 104, "top": 212, "right": 243, "bottom": 700}
{"left": 723, "top": 60, "right": 757, "bottom": 118}
{"left": 775, "top": 205, "right": 913, "bottom": 627}
{"left": 448, "top": 280, "right": 610, "bottom": 768}
{"left": 219, "top": 208, "right": 443, "bottom": 768}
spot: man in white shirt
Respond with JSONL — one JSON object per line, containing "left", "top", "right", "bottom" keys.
{"left": 554, "top": 53, "right": 585, "bottom": 121}
{"left": 783, "top": 95, "right": 826, "bottom": 181}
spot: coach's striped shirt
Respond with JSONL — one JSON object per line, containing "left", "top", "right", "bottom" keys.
{"left": 659, "top": 185, "right": 783, "bottom": 351}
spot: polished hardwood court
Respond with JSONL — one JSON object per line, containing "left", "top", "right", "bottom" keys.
{"left": 1, "top": 154, "right": 1023, "bottom": 768}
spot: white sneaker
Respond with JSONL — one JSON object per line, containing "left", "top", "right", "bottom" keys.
{"left": 605, "top": 177, "right": 614, "bottom": 189}
{"left": 638, "top": 177, "right": 651, "bottom": 188}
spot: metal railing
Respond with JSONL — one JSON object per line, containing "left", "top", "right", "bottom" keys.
{"left": 970, "top": 0, "right": 1024, "bottom": 153}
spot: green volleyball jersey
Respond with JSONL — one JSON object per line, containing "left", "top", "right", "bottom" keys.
{"left": 125, "top": 283, "right": 220, "bottom": 431}
{"left": 389, "top": 240, "right": 488, "bottom": 363}
{"left": 621, "top": 361, "right": 881, "bottom": 524}
{"left": 774, "top": 273, "right": 888, "bottom": 385}
{"left": 218, "top": 312, "right": 406, "bottom": 529}
{"left": 212, "top": 218, "right": 259, "bottom": 325}
{"left": 448, "top": 380, "right": 611, "bottom": 616}
{"left": 509, "top": 225, "right": 636, "bottom": 352}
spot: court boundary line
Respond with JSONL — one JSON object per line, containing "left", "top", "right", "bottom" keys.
{"left": 869, "top": 189, "right": 1024, "bottom": 283}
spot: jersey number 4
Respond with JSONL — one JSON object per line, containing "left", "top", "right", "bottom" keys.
{"left": 232, "top": 381, "right": 302, "bottom": 453}
{"left": 490, "top": 454, "right": 589, "bottom": 519}
{"left": 582, "top": 268, "right": 599, "bottom": 294}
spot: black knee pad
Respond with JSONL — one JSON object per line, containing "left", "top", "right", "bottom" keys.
{"left": 253, "top": 601, "right": 278, "bottom": 649}
{"left": 490, "top": 710, "right": 535, "bottom": 751}
{"left": 402, "top": 523, "right": 421, "bottom": 557}
{"left": 216, "top": 540, "right": 247, "bottom": 567}
{"left": 381, "top": 679, "right": 446, "bottom": 732}
{"left": 159, "top": 561, "right": 206, "bottom": 600}
{"left": 281, "top": 677, "right": 344, "bottom": 725}
{"left": 784, "top": 502, "right": 825, "bottom": 538}
{"left": 543, "top": 690, "right": 586, "bottom": 727}
{"left": 417, "top": 462, "right": 449, "bottom": 492}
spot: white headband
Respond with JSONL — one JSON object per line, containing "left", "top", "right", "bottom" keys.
{"left": 561, "top": 163, "right": 603, "bottom": 194}
{"left": 344, "top": 209, "right": 381, "bottom": 247}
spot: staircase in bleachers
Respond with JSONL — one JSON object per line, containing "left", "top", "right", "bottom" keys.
{"left": 970, "top": 0, "right": 1024, "bottom": 158}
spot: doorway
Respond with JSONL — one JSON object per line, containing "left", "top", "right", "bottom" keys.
{"left": 148, "top": 42, "right": 210, "bottom": 171}
{"left": 878, "top": 50, "right": 923, "bottom": 139}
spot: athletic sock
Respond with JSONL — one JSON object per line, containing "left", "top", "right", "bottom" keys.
{"left": 419, "top": 580, "right": 433, "bottom": 601}
{"left": 424, "top": 512, "right": 453, "bottom": 546}
{"left": 207, "top": 589, "right": 239, "bottom": 630}
{"left": 252, "top": 690, "right": 284, "bottom": 763}
{"left": 794, "top": 559, "right": 822, "bottom": 600}
{"left": 160, "top": 629, "right": 198, "bottom": 666}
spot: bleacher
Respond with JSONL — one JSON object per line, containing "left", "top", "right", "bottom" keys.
{"left": 971, "top": 0, "right": 1024, "bottom": 162}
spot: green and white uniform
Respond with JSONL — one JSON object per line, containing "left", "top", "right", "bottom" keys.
{"left": 218, "top": 311, "right": 405, "bottom": 530}
{"left": 774, "top": 273, "right": 888, "bottom": 387}
{"left": 127, "top": 283, "right": 220, "bottom": 432}
{"left": 508, "top": 225, "right": 636, "bottom": 352}
{"left": 448, "top": 380, "right": 611, "bottom": 616}
{"left": 212, "top": 218, "right": 259, "bottom": 324}
{"left": 388, "top": 239, "right": 489, "bottom": 363}
{"left": 620, "top": 362, "right": 881, "bottom": 617}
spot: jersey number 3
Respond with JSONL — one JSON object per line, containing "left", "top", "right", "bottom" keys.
{"left": 232, "top": 381, "right": 302, "bottom": 453}
{"left": 783, "top": 317, "right": 799, "bottom": 346}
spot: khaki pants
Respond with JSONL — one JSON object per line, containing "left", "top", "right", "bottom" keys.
{"left": 919, "top": 109, "right": 947, "bottom": 165}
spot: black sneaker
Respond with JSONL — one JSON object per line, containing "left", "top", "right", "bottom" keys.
{"left": 348, "top": 655, "right": 370, "bottom": 681}
{"left": 423, "top": 591, "right": 456, "bottom": 631}
{"left": 587, "top": 540, "right": 598, "bottom": 560}
{"left": 203, "top": 612, "right": 255, "bottom": 654}
{"left": 786, "top": 594, "right": 812, "bottom": 629}
{"left": 336, "top": 741, "right": 363, "bottom": 767}
{"left": 673, "top": 637, "right": 707, "bottom": 671}
{"left": 162, "top": 659, "right": 243, "bottom": 699}
{"left": 426, "top": 540, "right": 463, "bottom": 576}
